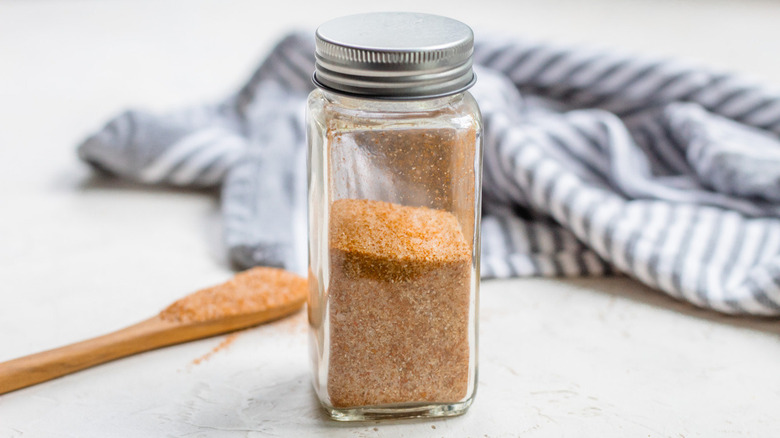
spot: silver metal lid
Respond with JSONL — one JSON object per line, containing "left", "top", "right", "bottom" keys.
{"left": 313, "top": 12, "right": 475, "bottom": 99}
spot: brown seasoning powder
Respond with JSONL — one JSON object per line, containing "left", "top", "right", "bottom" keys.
{"left": 192, "top": 332, "right": 240, "bottom": 365}
{"left": 160, "top": 267, "right": 307, "bottom": 323}
{"left": 327, "top": 198, "right": 472, "bottom": 407}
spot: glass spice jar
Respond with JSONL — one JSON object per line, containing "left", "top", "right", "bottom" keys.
{"left": 306, "top": 12, "right": 483, "bottom": 421}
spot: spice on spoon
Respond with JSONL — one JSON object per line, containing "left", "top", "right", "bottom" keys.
{"left": 161, "top": 267, "right": 307, "bottom": 323}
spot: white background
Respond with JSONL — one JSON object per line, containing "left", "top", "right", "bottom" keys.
{"left": 1, "top": 0, "right": 780, "bottom": 436}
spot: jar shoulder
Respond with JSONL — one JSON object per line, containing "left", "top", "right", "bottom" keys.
{"left": 307, "top": 89, "right": 481, "bottom": 132}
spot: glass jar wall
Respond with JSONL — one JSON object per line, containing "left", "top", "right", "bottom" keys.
{"left": 307, "top": 88, "right": 482, "bottom": 420}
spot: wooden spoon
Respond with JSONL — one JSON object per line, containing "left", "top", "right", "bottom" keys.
{"left": 0, "top": 267, "right": 307, "bottom": 395}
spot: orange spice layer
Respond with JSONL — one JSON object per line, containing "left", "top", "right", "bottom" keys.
{"left": 160, "top": 267, "right": 307, "bottom": 323}
{"left": 328, "top": 198, "right": 472, "bottom": 408}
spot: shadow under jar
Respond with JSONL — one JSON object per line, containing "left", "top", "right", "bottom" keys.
{"left": 306, "top": 12, "right": 483, "bottom": 421}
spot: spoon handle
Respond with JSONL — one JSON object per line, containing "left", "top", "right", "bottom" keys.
{"left": 0, "top": 317, "right": 174, "bottom": 395}
{"left": 0, "top": 299, "right": 304, "bottom": 396}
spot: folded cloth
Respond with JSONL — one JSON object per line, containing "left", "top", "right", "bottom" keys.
{"left": 78, "top": 32, "right": 780, "bottom": 315}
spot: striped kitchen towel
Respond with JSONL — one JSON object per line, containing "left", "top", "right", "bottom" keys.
{"left": 78, "top": 32, "right": 780, "bottom": 315}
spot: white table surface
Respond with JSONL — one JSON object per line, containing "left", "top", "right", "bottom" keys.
{"left": 1, "top": 0, "right": 780, "bottom": 436}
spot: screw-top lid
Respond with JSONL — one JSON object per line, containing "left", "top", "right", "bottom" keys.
{"left": 313, "top": 12, "right": 475, "bottom": 99}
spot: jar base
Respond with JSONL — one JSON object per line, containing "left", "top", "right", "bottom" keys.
{"left": 323, "top": 399, "right": 473, "bottom": 422}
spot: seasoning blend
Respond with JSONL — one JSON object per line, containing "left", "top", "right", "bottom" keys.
{"left": 306, "top": 12, "right": 483, "bottom": 421}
